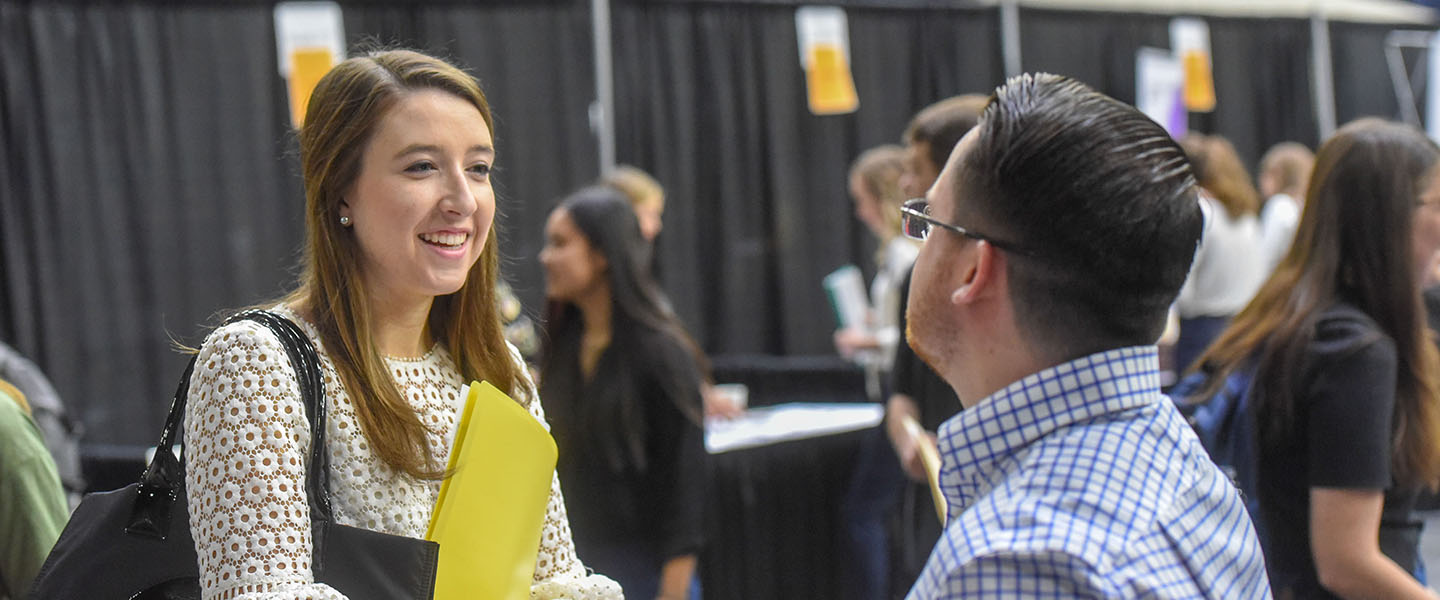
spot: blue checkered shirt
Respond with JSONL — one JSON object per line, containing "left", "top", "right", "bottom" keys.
{"left": 907, "top": 346, "right": 1271, "bottom": 599}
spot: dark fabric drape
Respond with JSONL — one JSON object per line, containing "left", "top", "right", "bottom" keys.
{"left": 0, "top": 0, "right": 595, "bottom": 447}
{"left": 0, "top": 0, "right": 1419, "bottom": 448}
{"left": 1192, "top": 17, "right": 1319, "bottom": 169}
{"left": 1, "top": 3, "right": 301, "bottom": 446}
{"left": 1331, "top": 21, "right": 1430, "bottom": 126}
{"left": 611, "top": 2, "right": 1001, "bottom": 355}
{"left": 1020, "top": 10, "right": 1318, "bottom": 170}
{"left": 1019, "top": 8, "right": 1171, "bottom": 105}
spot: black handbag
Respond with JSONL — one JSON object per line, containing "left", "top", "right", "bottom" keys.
{"left": 28, "top": 310, "right": 439, "bottom": 600}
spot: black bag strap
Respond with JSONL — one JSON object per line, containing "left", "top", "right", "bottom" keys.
{"left": 136, "top": 309, "right": 338, "bottom": 529}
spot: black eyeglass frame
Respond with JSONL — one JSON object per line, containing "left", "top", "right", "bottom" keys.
{"left": 899, "top": 198, "right": 1036, "bottom": 258}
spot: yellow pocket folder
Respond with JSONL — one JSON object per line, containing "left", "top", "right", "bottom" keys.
{"left": 426, "top": 381, "right": 558, "bottom": 600}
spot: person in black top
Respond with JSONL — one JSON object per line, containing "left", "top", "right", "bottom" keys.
{"left": 1190, "top": 118, "right": 1440, "bottom": 599}
{"left": 838, "top": 95, "right": 984, "bottom": 600}
{"left": 538, "top": 186, "right": 707, "bottom": 600}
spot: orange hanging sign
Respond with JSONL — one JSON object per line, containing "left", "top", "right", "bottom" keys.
{"left": 274, "top": 2, "right": 346, "bottom": 127}
{"left": 797, "top": 6, "right": 859, "bottom": 116}
{"left": 806, "top": 44, "right": 859, "bottom": 115}
{"left": 1171, "top": 18, "right": 1216, "bottom": 113}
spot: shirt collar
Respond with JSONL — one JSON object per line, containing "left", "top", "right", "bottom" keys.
{"left": 935, "top": 345, "right": 1162, "bottom": 515}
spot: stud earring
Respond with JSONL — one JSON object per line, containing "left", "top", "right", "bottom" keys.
{"left": 339, "top": 215, "right": 352, "bottom": 227}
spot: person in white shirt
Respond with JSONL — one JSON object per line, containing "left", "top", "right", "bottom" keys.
{"left": 833, "top": 145, "right": 918, "bottom": 379}
{"left": 1257, "top": 142, "right": 1314, "bottom": 274}
{"left": 1174, "top": 134, "right": 1268, "bottom": 372}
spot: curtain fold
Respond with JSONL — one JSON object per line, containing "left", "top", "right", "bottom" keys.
{"left": 1, "top": 0, "right": 1416, "bottom": 450}
{"left": 612, "top": 3, "right": 1001, "bottom": 355}
{"left": 1, "top": 3, "right": 299, "bottom": 444}
{"left": 1330, "top": 21, "right": 1428, "bottom": 127}
{"left": 1020, "top": 9, "right": 1318, "bottom": 170}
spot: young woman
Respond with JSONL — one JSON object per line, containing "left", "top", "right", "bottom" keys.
{"left": 832, "top": 144, "right": 919, "bottom": 380}
{"left": 1192, "top": 119, "right": 1440, "bottom": 599}
{"left": 1175, "top": 133, "right": 1268, "bottom": 371}
{"left": 183, "top": 49, "right": 619, "bottom": 600}
{"left": 538, "top": 186, "right": 707, "bottom": 600}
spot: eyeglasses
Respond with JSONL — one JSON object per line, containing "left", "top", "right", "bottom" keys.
{"left": 899, "top": 198, "right": 1035, "bottom": 257}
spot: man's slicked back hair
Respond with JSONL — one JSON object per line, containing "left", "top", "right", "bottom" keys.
{"left": 959, "top": 73, "right": 1202, "bottom": 357}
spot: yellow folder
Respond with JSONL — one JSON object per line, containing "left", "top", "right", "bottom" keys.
{"left": 426, "top": 381, "right": 558, "bottom": 600}
{"left": 901, "top": 415, "right": 947, "bottom": 525}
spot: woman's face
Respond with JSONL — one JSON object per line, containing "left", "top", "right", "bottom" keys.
{"left": 540, "top": 208, "right": 607, "bottom": 303}
{"left": 634, "top": 198, "right": 664, "bottom": 242}
{"left": 850, "top": 172, "right": 887, "bottom": 239}
{"left": 1412, "top": 170, "right": 1440, "bottom": 286}
{"left": 339, "top": 89, "right": 495, "bottom": 309}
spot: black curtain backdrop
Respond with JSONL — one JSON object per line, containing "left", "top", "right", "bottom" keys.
{"left": 0, "top": 0, "right": 1423, "bottom": 447}
{"left": 0, "top": 0, "right": 596, "bottom": 447}
{"left": 1331, "top": 21, "right": 1432, "bottom": 127}
{"left": 1, "top": 2, "right": 301, "bottom": 447}
{"left": 1020, "top": 9, "right": 1319, "bottom": 170}
{"left": 1193, "top": 17, "right": 1319, "bottom": 169}
{"left": 611, "top": 2, "right": 1001, "bottom": 355}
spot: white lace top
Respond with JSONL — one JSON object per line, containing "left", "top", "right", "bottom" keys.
{"left": 183, "top": 308, "right": 622, "bottom": 600}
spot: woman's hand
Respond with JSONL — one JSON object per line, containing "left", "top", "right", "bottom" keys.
{"left": 833, "top": 328, "right": 880, "bottom": 358}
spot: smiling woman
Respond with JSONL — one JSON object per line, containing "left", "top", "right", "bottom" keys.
{"left": 338, "top": 88, "right": 496, "bottom": 320}
{"left": 180, "top": 49, "right": 621, "bottom": 600}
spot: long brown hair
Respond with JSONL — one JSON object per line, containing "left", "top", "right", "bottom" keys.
{"left": 287, "top": 49, "right": 525, "bottom": 480}
{"left": 1181, "top": 134, "right": 1261, "bottom": 219}
{"left": 1191, "top": 118, "right": 1440, "bottom": 487}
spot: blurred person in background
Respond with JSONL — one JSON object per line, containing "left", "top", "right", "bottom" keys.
{"left": 1192, "top": 119, "right": 1440, "bottom": 599}
{"left": 0, "top": 341, "right": 83, "bottom": 505}
{"left": 539, "top": 186, "right": 707, "bottom": 600}
{"left": 0, "top": 378, "right": 68, "bottom": 600}
{"left": 833, "top": 144, "right": 919, "bottom": 600}
{"left": 1257, "top": 142, "right": 1315, "bottom": 275}
{"left": 1174, "top": 133, "right": 1267, "bottom": 372}
{"left": 832, "top": 144, "right": 917, "bottom": 393}
{"left": 838, "top": 95, "right": 987, "bottom": 600}
{"left": 603, "top": 165, "right": 666, "bottom": 244}
{"left": 599, "top": 165, "right": 740, "bottom": 419}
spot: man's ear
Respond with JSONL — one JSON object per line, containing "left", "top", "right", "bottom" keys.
{"left": 951, "top": 241, "right": 1002, "bottom": 306}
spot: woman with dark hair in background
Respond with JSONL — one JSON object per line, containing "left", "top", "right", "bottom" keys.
{"left": 539, "top": 186, "right": 707, "bottom": 600}
{"left": 1174, "top": 134, "right": 1268, "bottom": 372}
{"left": 1191, "top": 119, "right": 1440, "bottom": 599}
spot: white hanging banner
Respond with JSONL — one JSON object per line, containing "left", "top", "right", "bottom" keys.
{"left": 1136, "top": 47, "right": 1187, "bottom": 139}
{"left": 795, "top": 6, "right": 858, "bottom": 115}
{"left": 274, "top": 1, "right": 345, "bottom": 127}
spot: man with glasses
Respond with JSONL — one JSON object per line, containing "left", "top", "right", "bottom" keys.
{"left": 903, "top": 74, "right": 1270, "bottom": 598}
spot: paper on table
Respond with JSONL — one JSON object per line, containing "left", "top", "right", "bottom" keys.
{"left": 705, "top": 402, "right": 883, "bottom": 454}
{"left": 823, "top": 265, "right": 870, "bottom": 329}
{"left": 427, "top": 381, "right": 556, "bottom": 600}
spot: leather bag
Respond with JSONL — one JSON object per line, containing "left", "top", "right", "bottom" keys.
{"left": 28, "top": 309, "right": 439, "bottom": 599}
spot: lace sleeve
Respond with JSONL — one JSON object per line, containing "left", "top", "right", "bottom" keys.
{"left": 505, "top": 344, "right": 623, "bottom": 600}
{"left": 184, "top": 321, "right": 347, "bottom": 600}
